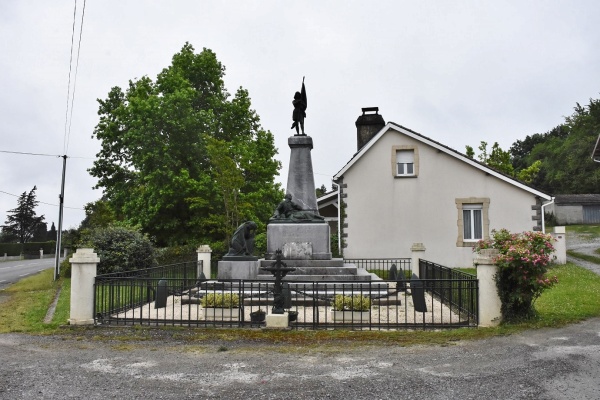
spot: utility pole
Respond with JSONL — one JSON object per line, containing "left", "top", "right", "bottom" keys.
{"left": 54, "top": 155, "right": 67, "bottom": 280}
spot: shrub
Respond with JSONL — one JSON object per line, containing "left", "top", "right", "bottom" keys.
{"left": 331, "top": 294, "right": 371, "bottom": 311}
{"left": 82, "top": 226, "right": 157, "bottom": 275}
{"left": 475, "top": 229, "right": 558, "bottom": 322}
{"left": 200, "top": 293, "right": 240, "bottom": 308}
{"left": 60, "top": 253, "right": 73, "bottom": 278}
{"left": 155, "top": 244, "right": 198, "bottom": 265}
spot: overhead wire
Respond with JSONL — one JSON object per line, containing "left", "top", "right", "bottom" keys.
{"left": 0, "top": 190, "right": 84, "bottom": 210}
{"left": 65, "top": 0, "right": 87, "bottom": 155}
{"left": 62, "top": 0, "right": 78, "bottom": 155}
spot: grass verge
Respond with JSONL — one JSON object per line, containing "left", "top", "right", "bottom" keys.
{"left": 0, "top": 269, "right": 70, "bottom": 333}
{"left": 1, "top": 262, "right": 599, "bottom": 347}
{"left": 567, "top": 249, "right": 600, "bottom": 264}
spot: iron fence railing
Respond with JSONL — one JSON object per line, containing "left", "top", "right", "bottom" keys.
{"left": 95, "top": 261, "right": 199, "bottom": 318}
{"left": 344, "top": 258, "right": 411, "bottom": 280}
{"left": 94, "top": 277, "right": 478, "bottom": 329}
{"left": 419, "top": 259, "right": 478, "bottom": 321}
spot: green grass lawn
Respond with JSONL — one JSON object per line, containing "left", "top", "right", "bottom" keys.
{"left": 566, "top": 224, "right": 600, "bottom": 239}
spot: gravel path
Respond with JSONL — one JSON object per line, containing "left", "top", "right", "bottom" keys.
{"left": 565, "top": 230, "right": 600, "bottom": 275}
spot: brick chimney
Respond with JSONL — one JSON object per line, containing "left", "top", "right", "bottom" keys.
{"left": 356, "top": 107, "right": 385, "bottom": 151}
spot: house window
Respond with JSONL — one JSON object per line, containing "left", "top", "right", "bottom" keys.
{"left": 391, "top": 146, "right": 418, "bottom": 177}
{"left": 456, "top": 198, "right": 490, "bottom": 247}
{"left": 396, "top": 150, "right": 414, "bottom": 176}
{"left": 462, "top": 204, "right": 483, "bottom": 241}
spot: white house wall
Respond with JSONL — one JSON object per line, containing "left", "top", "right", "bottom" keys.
{"left": 342, "top": 128, "right": 539, "bottom": 268}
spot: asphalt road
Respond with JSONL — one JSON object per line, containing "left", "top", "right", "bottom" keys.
{"left": 0, "top": 258, "right": 57, "bottom": 290}
{"left": 1, "top": 317, "right": 600, "bottom": 399}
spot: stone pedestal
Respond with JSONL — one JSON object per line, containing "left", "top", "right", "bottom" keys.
{"left": 552, "top": 226, "right": 567, "bottom": 264}
{"left": 197, "top": 245, "right": 212, "bottom": 278}
{"left": 217, "top": 260, "right": 260, "bottom": 280}
{"left": 474, "top": 249, "right": 501, "bottom": 327}
{"left": 411, "top": 243, "right": 426, "bottom": 278}
{"left": 266, "top": 313, "right": 289, "bottom": 329}
{"left": 286, "top": 135, "right": 318, "bottom": 212}
{"left": 69, "top": 248, "right": 99, "bottom": 326}
{"left": 266, "top": 223, "right": 331, "bottom": 260}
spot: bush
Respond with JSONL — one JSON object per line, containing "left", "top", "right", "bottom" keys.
{"left": 331, "top": 294, "right": 371, "bottom": 311}
{"left": 82, "top": 226, "right": 157, "bottom": 275}
{"left": 200, "top": 293, "right": 240, "bottom": 308}
{"left": 475, "top": 229, "right": 558, "bottom": 322}
{"left": 155, "top": 244, "right": 198, "bottom": 265}
{"left": 60, "top": 254, "right": 73, "bottom": 278}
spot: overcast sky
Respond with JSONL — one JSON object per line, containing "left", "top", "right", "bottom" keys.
{"left": 1, "top": 1, "right": 599, "bottom": 230}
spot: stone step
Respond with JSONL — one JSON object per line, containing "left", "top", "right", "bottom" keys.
{"left": 259, "top": 258, "right": 346, "bottom": 268}
{"left": 257, "top": 265, "right": 360, "bottom": 277}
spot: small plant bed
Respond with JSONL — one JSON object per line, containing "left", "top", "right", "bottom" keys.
{"left": 330, "top": 294, "right": 372, "bottom": 323}
{"left": 200, "top": 293, "right": 241, "bottom": 321}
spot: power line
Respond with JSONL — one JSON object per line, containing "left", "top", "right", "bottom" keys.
{"left": 65, "top": 0, "right": 87, "bottom": 155}
{"left": 0, "top": 150, "right": 61, "bottom": 157}
{"left": 63, "top": 0, "right": 78, "bottom": 155}
{"left": 0, "top": 190, "right": 84, "bottom": 210}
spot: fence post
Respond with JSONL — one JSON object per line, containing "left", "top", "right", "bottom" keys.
{"left": 474, "top": 248, "right": 501, "bottom": 327}
{"left": 69, "top": 248, "right": 99, "bottom": 325}
{"left": 197, "top": 245, "right": 212, "bottom": 278}
{"left": 410, "top": 243, "right": 426, "bottom": 278}
{"left": 39, "top": 248, "right": 43, "bottom": 259}
{"left": 551, "top": 226, "right": 567, "bottom": 264}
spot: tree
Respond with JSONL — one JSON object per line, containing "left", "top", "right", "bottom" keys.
{"left": 316, "top": 184, "right": 327, "bottom": 198}
{"left": 90, "top": 43, "right": 282, "bottom": 248}
{"left": 1, "top": 186, "right": 45, "bottom": 243}
{"left": 511, "top": 98, "right": 600, "bottom": 193}
{"left": 477, "top": 141, "right": 514, "bottom": 176}
{"left": 47, "top": 222, "right": 57, "bottom": 241}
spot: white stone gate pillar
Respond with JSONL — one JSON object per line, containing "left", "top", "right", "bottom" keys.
{"left": 69, "top": 248, "right": 99, "bottom": 325}
{"left": 551, "top": 226, "right": 567, "bottom": 264}
{"left": 410, "top": 243, "right": 426, "bottom": 278}
{"left": 474, "top": 248, "right": 501, "bottom": 327}
{"left": 197, "top": 245, "right": 212, "bottom": 279}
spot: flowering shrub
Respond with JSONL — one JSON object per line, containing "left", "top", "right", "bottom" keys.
{"left": 475, "top": 229, "right": 558, "bottom": 321}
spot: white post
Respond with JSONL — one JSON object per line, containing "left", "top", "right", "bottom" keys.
{"left": 197, "top": 245, "right": 212, "bottom": 279}
{"left": 69, "top": 248, "right": 99, "bottom": 325}
{"left": 410, "top": 243, "right": 426, "bottom": 278}
{"left": 39, "top": 248, "right": 43, "bottom": 259}
{"left": 474, "top": 248, "right": 502, "bottom": 327}
{"left": 551, "top": 226, "right": 567, "bottom": 265}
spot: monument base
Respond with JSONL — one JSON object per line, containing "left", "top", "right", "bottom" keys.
{"left": 217, "top": 260, "right": 259, "bottom": 280}
{"left": 266, "top": 223, "right": 331, "bottom": 260}
{"left": 266, "top": 313, "right": 289, "bottom": 329}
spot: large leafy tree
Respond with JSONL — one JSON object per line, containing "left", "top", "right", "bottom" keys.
{"left": 90, "top": 44, "right": 282, "bottom": 248}
{"left": 1, "top": 186, "right": 45, "bottom": 243}
{"left": 510, "top": 98, "right": 600, "bottom": 194}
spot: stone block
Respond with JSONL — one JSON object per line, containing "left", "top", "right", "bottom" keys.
{"left": 266, "top": 223, "right": 331, "bottom": 260}
{"left": 283, "top": 242, "right": 312, "bottom": 259}
{"left": 266, "top": 313, "right": 289, "bottom": 329}
{"left": 217, "top": 260, "right": 259, "bottom": 280}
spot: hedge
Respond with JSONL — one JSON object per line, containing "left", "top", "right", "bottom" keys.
{"left": 0, "top": 241, "right": 56, "bottom": 256}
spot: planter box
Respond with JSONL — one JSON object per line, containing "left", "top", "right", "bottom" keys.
{"left": 330, "top": 310, "right": 370, "bottom": 323}
{"left": 203, "top": 307, "right": 241, "bottom": 321}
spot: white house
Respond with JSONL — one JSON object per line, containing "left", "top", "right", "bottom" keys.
{"left": 331, "top": 108, "right": 552, "bottom": 268}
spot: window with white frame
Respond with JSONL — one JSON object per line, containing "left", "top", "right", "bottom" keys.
{"left": 396, "top": 150, "right": 415, "bottom": 176}
{"left": 462, "top": 204, "right": 483, "bottom": 241}
{"left": 456, "top": 198, "right": 489, "bottom": 247}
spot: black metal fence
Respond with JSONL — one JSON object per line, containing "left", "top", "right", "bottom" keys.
{"left": 345, "top": 258, "right": 412, "bottom": 280}
{"left": 419, "top": 259, "right": 478, "bottom": 321}
{"left": 95, "top": 261, "right": 199, "bottom": 319}
{"left": 95, "top": 275, "right": 478, "bottom": 329}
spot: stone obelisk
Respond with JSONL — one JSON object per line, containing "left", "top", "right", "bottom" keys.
{"left": 286, "top": 135, "right": 318, "bottom": 213}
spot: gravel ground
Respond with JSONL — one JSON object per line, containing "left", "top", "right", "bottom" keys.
{"left": 565, "top": 230, "right": 600, "bottom": 275}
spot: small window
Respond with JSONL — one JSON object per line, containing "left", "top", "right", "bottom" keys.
{"left": 396, "top": 150, "right": 415, "bottom": 176}
{"left": 456, "top": 198, "right": 490, "bottom": 247}
{"left": 462, "top": 204, "right": 483, "bottom": 241}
